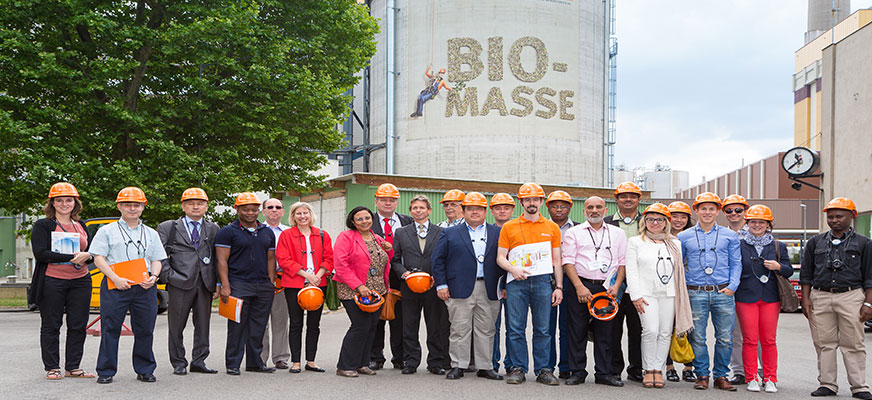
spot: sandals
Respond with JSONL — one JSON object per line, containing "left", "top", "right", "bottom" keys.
{"left": 64, "top": 369, "right": 95, "bottom": 378}
{"left": 46, "top": 369, "right": 63, "bottom": 380}
{"left": 652, "top": 370, "right": 665, "bottom": 388}
{"left": 643, "top": 370, "right": 655, "bottom": 388}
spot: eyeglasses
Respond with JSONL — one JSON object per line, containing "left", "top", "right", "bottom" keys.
{"left": 646, "top": 218, "right": 667, "bottom": 224}
{"left": 723, "top": 208, "right": 744, "bottom": 214}
{"left": 550, "top": 205, "right": 570, "bottom": 210}
{"left": 265, "top": 205, "right": 283, "bottom": 210}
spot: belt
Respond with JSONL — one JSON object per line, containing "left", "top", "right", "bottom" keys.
{"left": 581, "top": 278, "right": 605, "bottom": 285}
{"left": 476, "top": 277, "right": 485, "bottom": 281}
{"left": 812, "top": 286, "right": 859, "bottom": 293}
{"left": 686, "top": 283, "right": 728, "bottom": 291}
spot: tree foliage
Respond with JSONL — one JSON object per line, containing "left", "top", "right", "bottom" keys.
{"left": 0, "top": 0, "right": 378, "bottom": 224}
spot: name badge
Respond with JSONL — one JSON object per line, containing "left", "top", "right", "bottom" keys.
{"left": 588, "top": 259, "right": 609, "bottom": 273}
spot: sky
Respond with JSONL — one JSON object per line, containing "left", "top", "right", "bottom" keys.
{"left": 614, "top": 0, "right": 868, "bottom": 185}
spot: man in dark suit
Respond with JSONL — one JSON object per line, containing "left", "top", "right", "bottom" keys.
{"left": 431, "top": 192, "right": 505, "bottom": 381}
{"left": 158, "top": 188, "right": 220, "bottom": 375}
{"left": 370, "top": 183, "right": 414, "bottom": 370}
{"left": 391, "top": 195, "right": 448, "bottom": 375}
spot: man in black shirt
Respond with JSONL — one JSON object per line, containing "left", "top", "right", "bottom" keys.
{"left": 799, "top": 197, "right": 872, "bottom": 399}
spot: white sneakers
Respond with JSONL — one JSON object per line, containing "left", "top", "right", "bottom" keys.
{"left": 747, "top": 379, "right": 778, "bottom": 393}
{"left": 747, "top": 379, "right": 761, "bottom": 392}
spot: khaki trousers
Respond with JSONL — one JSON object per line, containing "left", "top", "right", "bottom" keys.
{"left": 261, "top": 290, "right": 290, "bottom": 365}
{"left": 445, "top": 281, "right": 500, "bottom": 369}
{"left": 809, "top": 288, "right": 869, "bottom": 393}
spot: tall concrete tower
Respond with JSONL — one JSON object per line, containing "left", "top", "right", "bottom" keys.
{"left": 806, "top": 0, "right": 851, "bottom": 43}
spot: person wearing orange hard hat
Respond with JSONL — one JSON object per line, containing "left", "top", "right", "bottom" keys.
{"left": 605, "top": 182, "right": 644, "bottom": 384}
{"left": 410, "top": 65, "right": 452, "bottom": 118}
{"left": 432, "top": 192, "right": 505, "bottom": 381}
{"left": 388, "top": 194, "right": 449, "bottom": 375}
{"left": 439, "top": 189, "right": 466, "bottom": 228}
{"left": 496, "top": 183, "right": 564, "bottom": 385}
{"left": 370, "top": 183, "right": 413, "bottom": 371}
{"left": 677, "top": 192, "right": 742, "bottom": 391}
{"left": 544, "top": 190, "right": 579, "bottom": 379}
{"left": 490, "top": 193, "right": 515, "bottom": 227}
{"left": 90, "top": 186, "right": 168, "bottom": 384}
{"left": 258, "top": 198, "right": 292, "bottom": 371}
{"left": 664, "top": 200, "right": 696, "bottom": 383}
{"left": 31, "top": 183, "right": 95, "bottom": 380}
{"left": 800, "top": 197, "right": 872, "bottom": 399}
{"left": 734, "top": 205, "right": 792, "bottom": 393}
{"left": 721, "top": 194, "right": 751, "bottom": 387}
{"left": 215, "top": 192, "right": 278, "bottom": 375}
{"left": 489, "top": 192, "right": 516, "bottom": 374}
{"left": 157, "top": 188, "right": 221, "bottom": 375}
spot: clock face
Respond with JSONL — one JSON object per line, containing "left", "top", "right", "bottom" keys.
{"left": 781, "top": 147, "right": 818, "bottom": 176}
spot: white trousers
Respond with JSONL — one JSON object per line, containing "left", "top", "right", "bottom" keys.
{"left": 639, "top": 295, "right": 674, "bottom": 371}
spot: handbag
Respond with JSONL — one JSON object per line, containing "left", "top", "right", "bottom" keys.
{"left": 773, "top": 240, "right": 800, "bottom": 312}
{"left": 379, "top": 289, "right": 402, "bottom": 321}
{"left": 325, "top": 275, "right": 341, "bottom": 311}
{"left": 669, "top": 332, "right": 694, "bottom": 364}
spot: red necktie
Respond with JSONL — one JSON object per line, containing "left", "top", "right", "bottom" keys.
{"left": 383, "top": 218, "right": 393, "bottom": 243}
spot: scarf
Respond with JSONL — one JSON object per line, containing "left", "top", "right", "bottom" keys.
{"left": 647, "top": 232, "right": 693, "bottom": 336}
{"left": 743, "top": 231, "right": 774, "bottom": 256}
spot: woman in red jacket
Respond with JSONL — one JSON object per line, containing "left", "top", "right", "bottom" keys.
{"left": 332, "top": 206, "right": 391, "bottom": 377}
{"left": 276, "top": 202, "right": 334, "bottom": 374}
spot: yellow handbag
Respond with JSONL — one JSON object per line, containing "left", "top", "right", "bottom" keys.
{"left": 669, "top": 332, "right": 694, "bottom": 364}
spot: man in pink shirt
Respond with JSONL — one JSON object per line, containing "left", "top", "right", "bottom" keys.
{"left": 561, "top": 196, "right": 627, "bottom": 387}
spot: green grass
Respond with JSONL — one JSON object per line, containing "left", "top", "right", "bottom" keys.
{"left": 0, "top": 298, "right": 28, "bottom": 307}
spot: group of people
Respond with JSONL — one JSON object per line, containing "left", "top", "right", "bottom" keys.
{"left": 29, "top": 181, "right": 872, "bottom": 398}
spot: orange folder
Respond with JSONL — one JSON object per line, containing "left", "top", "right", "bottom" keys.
{"left": 219, "top": 296, "right": 244, "bottom": 323}
{"left": 107, "top": 258, "right": 149, "bottom": 290}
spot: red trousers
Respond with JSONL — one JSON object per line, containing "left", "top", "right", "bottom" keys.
{"left": 736, "top": 300, "right": 780, "bottom": 382}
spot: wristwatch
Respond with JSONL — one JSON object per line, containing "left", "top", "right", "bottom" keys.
{"left": 863, "top": 302, "right": 872, "bottom": 309}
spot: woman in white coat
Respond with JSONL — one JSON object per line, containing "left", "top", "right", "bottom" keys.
{"left": 625, "top": 203, "right": 693, "bottom": 388}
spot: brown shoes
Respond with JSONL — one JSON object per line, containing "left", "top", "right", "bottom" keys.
{"left": 336, "top": 369, "right": 359, "bottom": 377}
{"left": 356, "top": 366, "right": 377, "bottom": 375}
{"left": 714, "top": 376, "right": 737, "bottom": 391}
{"left": 694, "top": 376, "right": 709, "bottom": 390}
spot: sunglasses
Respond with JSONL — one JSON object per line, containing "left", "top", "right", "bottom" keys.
{"left": 265, "top": 205, "right": 283, "bottom": 210}
{"left": 723, "top": 208, "right": 744, "bottom": 214}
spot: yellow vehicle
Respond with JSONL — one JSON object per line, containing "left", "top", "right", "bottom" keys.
{"left": 84, "top": 218, "right": 169, "bottom": 314}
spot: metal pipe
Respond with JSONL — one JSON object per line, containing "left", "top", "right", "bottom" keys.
{"left": 800, "top": 203, "right": 808, "bottom": 264}
{"left": 601, "top": 0, "right": 608, "bottom": 186}
{"left": 385, "top": 0, "right": 396, "bottom": 174}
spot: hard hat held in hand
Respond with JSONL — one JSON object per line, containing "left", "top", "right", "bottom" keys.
{"left": 297, "top": 286, "right": 325, "bottom": 311}
{"left": 405, "top": 272, "right": 434, "bottom": 294}
{"left": 354, "top": 292, "right": 385, "bottom": 313}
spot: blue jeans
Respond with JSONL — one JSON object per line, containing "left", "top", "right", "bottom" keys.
{"left": 506, "top": 274, "right": 553, "bottom": 374}
{"left": 492, "top": 298, "right": 516, "bottom": 371}
{"left": 688, "top": 289, "right": 735, "bottom": 379}
{"left": 546, "top": 275, "right": 570, "bottom": 372}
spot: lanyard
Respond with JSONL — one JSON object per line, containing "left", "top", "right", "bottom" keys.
{"left": 655, "top": 243, "right": 674, "bottom": 284}
{"left": 469, "top": 225, "right": 487, "bottom": 263}
{"left": 694, "top": 226, "right": 719, "bottom": 275}
{"left": 117, "top": 220, "right": 146, "bottom": 261}
{"left": 587, "top": 226, "right": 612, "bottom": 262}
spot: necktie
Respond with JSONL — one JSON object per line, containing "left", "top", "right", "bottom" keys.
{"left": 383, "top": 218, "right": 393, "bottom": 243}
{"left": 190, "top": 221, "right": 200, "bottom": 251}
{"left": 418, "top": 225, "right": 427, "bottom": 252}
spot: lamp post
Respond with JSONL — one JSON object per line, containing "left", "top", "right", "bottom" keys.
{"left": 800, "top": 202, "right": 807, "bottom": 264}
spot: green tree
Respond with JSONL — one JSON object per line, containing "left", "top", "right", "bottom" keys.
{"left": 0, "top": 0, "right": 378, "bottom": 224}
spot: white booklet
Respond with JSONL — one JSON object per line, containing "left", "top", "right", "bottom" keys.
{"left": 507, "top": 241, "right": 553, "bottom": 283}
{"left": 51, "top": 231, "right": 80, "bottom": 265}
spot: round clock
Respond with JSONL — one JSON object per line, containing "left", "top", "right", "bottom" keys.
{"left": 781, "top": 146, "right": 819, "bottom": 176}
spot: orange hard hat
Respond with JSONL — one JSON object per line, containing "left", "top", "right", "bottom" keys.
{"left": 518, "top": 183, "right": 545, "bottom": 199}
{"left": 374, "top": 183, "right": 400, "bottom": 198}
{"left": 354, "top": 292, "right": 385, "bottom": 313}
{"left": 438, "top": 68, "right": 446, "bottom": 74}
{"left": 461, "top": 192, "right": 488, "bottom": 208}
{"left": 667, "top": 201, "right": 692, "bottom": 215}
{"left": 588, "top": 292, "right": 619, "bottom": 321}
{"left": 822, "top": 197, "right": 858, "bottom": 217}
{"left": 48, "top": 182, "right": 79, "bottom": 198}
{"left": 440, "top": 189, "right": 465, "bottom": 203}
{"left": 234, "top": 192, "right": 260, "bottom": 208}
{"left": 722, "top": 194, "right": 749, "bottom": 209}
{"left": 180, "top": 187, "right": 209, "bottom": 202}
{"left": 546, "top": 190, "right": 573, "bottom": 206}
{"left": 115, "top": 187, "right": 148, "bottom": 205}
{"left": 692, "top": 192, "right": 722, "bottom": 210}
{"left": 643, "top": 203, "right": 671, "bottom": 220}
{"left": 490, "top": 193, "right": 515, "bottom": 208}
{"left": 744, "top": 204, "right": 774, "bottom": 222}
{"left": 297, "top": 286, "right": 325, "bottom": 311}
{"left": 614, "top": 182, "right": 642, "bottom": 197}
{"left": 405, "top": 272, "right": 434, "bottom": 294}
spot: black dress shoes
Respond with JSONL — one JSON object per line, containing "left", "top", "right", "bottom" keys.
{"left": 665, "top": 369, "right": 680, "bottom": 382}
{"left": 427, "top": 366, "right": 446, "bottom": 375}
{"left": 226, "top": 368, "right": 240, "bottom": 375}
{"left": 595, "top": 375, "right": 624, "bottom": 387}
{"left": 190, "top": 364, "right": 218, "bottom": 374}
{"left": 853, "top": 391, "right": 872, "bottom": 400}
{"left": 368, "top": 361, "right": 384, "bottom": 370}
{"left": 96, "top": 376, "right": 113, "bottom": 384}
{"left": 729, "top": 374, "right": 746, "bottom": 385}
{"left": 627, "top": 372, "right": 644, "bottom": 382}
{"left": 401, "top": 366, "right": 417, "bottom": 375}
{"left": 476, "top": 369, "right": 503, "bottom": 380}
{"left": 245, "top": 366, "right": 276, "bottom": 373}
{"left": 304, "top": 364, "right": 325, "bottom": 373}
{"left": 136, "top": 373, "right": 156, "bottom": 383}
{"left": 275, "top": 361, "right": 289, "bottom": 369}
{"left": 446, "top": 367, "right": 464, "bottom": 380}
{"left": 565, "top": 374, "right": 585, "bottom": 385}
{"left": 558, "top": 371, "right": 571, "bottom": 379}
{"left": 173, "top": 366, "right": 187, "bottom": 375}
{"left": 811, "top": 387, "right": 838, "bottom": 397}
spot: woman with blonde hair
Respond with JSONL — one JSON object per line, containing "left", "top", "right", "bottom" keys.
{"left": 625, "top": 203, "right": 693, "bottom": 388}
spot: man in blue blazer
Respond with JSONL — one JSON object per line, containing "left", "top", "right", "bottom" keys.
{"left": 432, "top": 192, "right": 505, "bottom": 381}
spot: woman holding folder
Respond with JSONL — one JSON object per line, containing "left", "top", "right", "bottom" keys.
{"left": 275, "top": 202, "right": 334, "bottom": 373}
{"left": 30, "top": 183, "right": 94, "bottom": 380}
{"left": 332, "top": 206, "right": 391, "bottom": 377}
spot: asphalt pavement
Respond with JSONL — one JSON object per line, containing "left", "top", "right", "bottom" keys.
{"left": 0, "top": 308, "right": 867, "bottom": 399}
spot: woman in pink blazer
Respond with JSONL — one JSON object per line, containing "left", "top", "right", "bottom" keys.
{"left": 333, "top": 206, "right": 391, "bottom": 377}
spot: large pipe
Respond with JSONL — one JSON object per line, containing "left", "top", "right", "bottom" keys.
{"left": 385, "top": 0, "right": 396, "bottom": 174}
